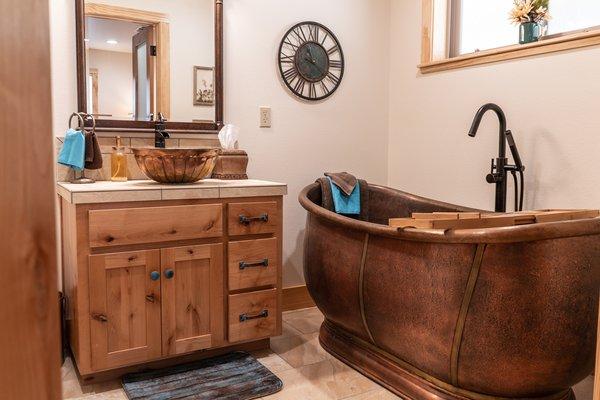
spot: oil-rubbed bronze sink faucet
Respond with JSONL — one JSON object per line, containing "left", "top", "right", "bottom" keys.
{"left": 155, "top": 112, "right": 170, "bottom": 148}
{"left": 469, "top": 103, "right": 525, "bottom": 212}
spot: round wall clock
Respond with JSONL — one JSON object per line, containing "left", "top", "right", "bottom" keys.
{"left": 278, "top": 21, "right": 345, "bottom": 101}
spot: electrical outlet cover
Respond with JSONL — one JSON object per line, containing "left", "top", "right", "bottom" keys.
{"left": 259, "top": 107, "right": 271, "bottom": 128}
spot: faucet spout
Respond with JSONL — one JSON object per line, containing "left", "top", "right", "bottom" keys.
{"left": 468, "top": 103, "right": 507, "bottom": 159}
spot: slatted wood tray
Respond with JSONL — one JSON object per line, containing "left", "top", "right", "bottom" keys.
{"left": 389, "top": 210, "right": 600, "bottom": 231}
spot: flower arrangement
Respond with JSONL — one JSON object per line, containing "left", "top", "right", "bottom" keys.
{"left": 509, "top": 0, "right": 551, "bottom": 24}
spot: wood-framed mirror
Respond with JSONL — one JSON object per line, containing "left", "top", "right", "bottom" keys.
{"left": 75, "top": 0, "right": 223, "bottom": 133}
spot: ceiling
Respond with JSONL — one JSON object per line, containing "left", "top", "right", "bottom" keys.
{"left": 85, "top": 17, "right": 146, "bottom": 53}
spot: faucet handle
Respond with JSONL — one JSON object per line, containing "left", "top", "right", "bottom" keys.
{"left": 486, "top": 173, "right": 502, "bottom": 184}
{"left": 486, "top": 159, "right": 502, "bottom": 184}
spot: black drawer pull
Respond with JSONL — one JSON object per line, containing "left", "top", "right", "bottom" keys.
{"left": 239, "top": 309, "right": 269, "bottom": 322}
{"left": 239, "top": 213, "right": 269, "bottom": 225}
{"left": 239, "top": 259, "right": 269, "bottom": 270}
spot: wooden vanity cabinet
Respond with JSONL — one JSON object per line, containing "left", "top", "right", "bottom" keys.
{"left": 160, "top": 243, "right": 224, "bottom": 356}
{"left": 88, "top": 249, "right": 163, "bottom": 371}
{"left": 60, "top": 196, "right": 283, "bottom": 378}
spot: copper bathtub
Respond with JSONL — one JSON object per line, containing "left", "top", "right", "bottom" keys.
{"left": 299, "top": 182, "right": 599, "bottom": 400}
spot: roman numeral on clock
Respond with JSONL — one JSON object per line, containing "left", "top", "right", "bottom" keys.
{"left": 330, "top": 60, "right": 343, "bottom": 69}
{"left": 294, "top": 78, "right": 306, "bottom": 95}
{"left": 283, "top": 68, "right": 298, "bottom": 82}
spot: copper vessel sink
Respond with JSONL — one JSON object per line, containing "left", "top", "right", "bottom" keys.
{"left": 131, "top": 147, "right": 219, "bottom": 184}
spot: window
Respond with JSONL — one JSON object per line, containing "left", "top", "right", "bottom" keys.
{"left": 420, "top": 0, "right": 600, "bottom": 73}
{"left": 451, "top": 0, "right": 600, "bottom": 57}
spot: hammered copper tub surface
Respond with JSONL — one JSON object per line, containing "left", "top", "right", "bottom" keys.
{"left": 132, "top": 147, "right": 218, "bottom": 184}
{"left": 299, "top": 181, "right": 599, "bottom": 400}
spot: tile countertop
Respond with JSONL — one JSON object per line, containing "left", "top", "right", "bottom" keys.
{"left": 57, "top": 179, "right": 288, "bottom": 204}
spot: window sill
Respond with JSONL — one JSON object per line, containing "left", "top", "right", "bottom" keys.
{"left": 419, "top": 28, "right": 600, "bottom": 74}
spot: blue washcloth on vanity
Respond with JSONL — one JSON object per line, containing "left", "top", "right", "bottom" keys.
{"left": 58, "top": 129, "right": 86, "bottom": 171}
{"left": 327, "top": 177, "right": 361, "bottom": 215}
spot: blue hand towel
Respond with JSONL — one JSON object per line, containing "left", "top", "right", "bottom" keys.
{"left": 58, "top": 129, "right": 86, "bottom": 171}
{"left": 327, "top": 177, "right": 361, "bottom": 215}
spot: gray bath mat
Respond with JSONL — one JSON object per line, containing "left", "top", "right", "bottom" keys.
{"left": 122, "top": 352, "right": 283, "bottom": 400}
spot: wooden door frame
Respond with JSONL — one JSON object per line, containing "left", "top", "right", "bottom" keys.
{"left": 132, "top": 25, "right": 157, "bottom": 121}
{"left": 0, "top": 0, "right": 61, "bottom": 397}
{"left": 594, "top": 296, "right": 599, "bottom": 400}
{"left": 75, "top": 0, "right": 224, "bottom": 133}
{"left": 88, "top": 68, "right": 99, "bottom": 115}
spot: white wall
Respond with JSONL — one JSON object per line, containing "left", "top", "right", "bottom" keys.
{"left": 49, "top": 0, "right": 391, "bottom": 287}
{"left": 88, "top": 49, "right": 133, "bottom": 118}
{"left": 388, "top": 1, "right": 600, "bottom": 212}
{"left": 224, "top": 0, "right": 390, "bottom": 286}
{"left": 50, "top": 0, "right": 78, "bottom": 137}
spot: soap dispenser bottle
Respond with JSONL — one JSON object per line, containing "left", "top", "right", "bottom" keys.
{"left": 110, "top": 136, "right": 128, "bottom": 182}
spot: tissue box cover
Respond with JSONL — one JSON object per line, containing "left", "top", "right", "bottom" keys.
{"left": 211, "top": 149, "right": 248, "bottom": 180}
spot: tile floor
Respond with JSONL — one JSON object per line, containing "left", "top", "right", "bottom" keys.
{"left": 62, "top": 307, "right": 595, "bottom": 400}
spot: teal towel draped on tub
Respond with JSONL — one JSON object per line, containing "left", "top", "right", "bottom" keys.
{"left": 327, "top": 177, "right": 361, "bottom": 215}
{"left": 58, "top": 129, "right": 86, "bottom": 171}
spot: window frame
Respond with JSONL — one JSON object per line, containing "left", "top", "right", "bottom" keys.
{"left": 420, "top": 0, "right": 600, "bottom": 74}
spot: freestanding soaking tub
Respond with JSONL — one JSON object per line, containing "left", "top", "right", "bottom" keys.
{"left": 299, "top": 181, "right": 599, "bottom": 400}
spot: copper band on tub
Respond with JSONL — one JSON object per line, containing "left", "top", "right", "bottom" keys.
{"left": 450, "top": 243, "right": 487, "bottom": 386}
{"left": 358, "top": 233, "right": 376, "bottom": 344}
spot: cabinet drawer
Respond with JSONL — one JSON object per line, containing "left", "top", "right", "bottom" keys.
{"left": 228, "top": 289, "right": 278, "bottom": 343}
{"left": 228, "top": 238, "right": 278, "bottom": 291}
{"left": 228, "top": 202, "right": 279, "bottom": 236}
{"left": 89, "top": 204, "right": 222, "bottom": 248}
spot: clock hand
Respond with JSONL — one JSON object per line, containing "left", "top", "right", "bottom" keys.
{"left": 311, "top": 62, "right": 325, "bottom": 75}
{"left": 303, "top": 56, "right": 316, "bottom": 65}
{"left": 306, "top": 47, "right": 317, "bottom": 64}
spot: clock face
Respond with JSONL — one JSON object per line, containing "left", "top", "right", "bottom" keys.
{"left": 278, "top": 22, "right": 344, "bottom": 101}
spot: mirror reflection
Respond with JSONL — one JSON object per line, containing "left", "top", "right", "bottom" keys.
{"left": 84, "top": 0, "right": 215, "bottom": 123}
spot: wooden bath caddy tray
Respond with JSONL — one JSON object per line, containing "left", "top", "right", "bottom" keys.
{"left": 389, "top": 210, "right": 600, "bottom": 231}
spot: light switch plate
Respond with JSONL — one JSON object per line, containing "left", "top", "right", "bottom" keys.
{"left": 259, "top": 107, "right": 271, "bottom": 128}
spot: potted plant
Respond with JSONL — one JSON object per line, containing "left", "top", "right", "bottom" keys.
{"left": 510, "top": 0, "right": 551, "bottom": 44}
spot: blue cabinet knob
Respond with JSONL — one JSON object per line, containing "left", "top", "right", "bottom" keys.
{"left": 164, "top": 269, "right": 175, "bottom": 279}
{"left": 150, "top": 271, "right": 160, "bottom": 281}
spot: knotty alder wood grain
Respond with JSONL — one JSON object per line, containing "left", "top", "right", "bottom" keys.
{"left": 61, "top": 195, "right": 284, "bottom": 378}
{"left": 161, "top": 244, "right": 224, "bottom": 356}
{"left": 228, "top": 238, "right": 278, "bottom": 291}
{"left": 228, "top": 201, "right": 280, "bottom": 236}
{"left": 0, "top": 0, "right": 61, "bottom": 397}
{"left": 88, "top": 204, "right": 223, "bottom": 248}
{"left": 89, "top": 250, "right": 162, "bottom": 371}
{"left": 228, "top": 289, "right": 278, "bottom": 343}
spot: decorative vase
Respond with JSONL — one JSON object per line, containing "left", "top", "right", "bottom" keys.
{"left": 519, "top": 21, "right": 541, "bottom": 44}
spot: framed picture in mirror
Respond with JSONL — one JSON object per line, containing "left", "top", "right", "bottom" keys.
{"left": 75, "top": 0, "right": 223, "bottom": 133}
{"left": 193, "top": 66, "right": 215, "bottom": 106}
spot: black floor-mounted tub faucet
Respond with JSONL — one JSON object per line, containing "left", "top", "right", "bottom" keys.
{"left": 468, "top": 103, "right": 525, "bottom": 212}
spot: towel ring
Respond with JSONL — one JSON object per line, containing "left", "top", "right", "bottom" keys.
{"left": 69, "top": 112, "right": 85, "bottom": 131}
{"left": 83, "top": 113, "right": 96, "bottom": 134}
{"left": 68, "top": 112, "right": 96, "bottom": 185}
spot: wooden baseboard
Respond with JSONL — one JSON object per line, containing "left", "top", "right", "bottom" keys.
{"left": 282, "top": 285, "right": 315, "bottom": 312}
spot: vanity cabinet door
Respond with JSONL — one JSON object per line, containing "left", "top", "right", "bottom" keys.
{"left": 161, "top": 244, "right": 224, "bottom": 356}
{"left": 89, "top": 250, "right": 162, "bottom": 371}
